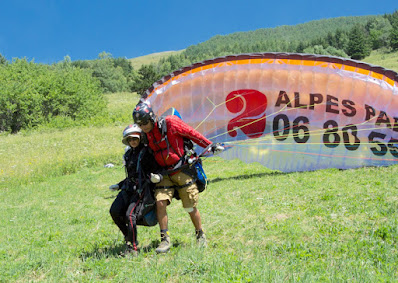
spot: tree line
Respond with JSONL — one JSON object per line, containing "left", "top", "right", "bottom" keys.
{"left": 1, "top": 11, "right": 397, "bottom": 133}
{"left": 0, "top": 58, "right": 106, "bottom": 133}
{"left": 133, "top": 11, "right": 398, "bottom": 94}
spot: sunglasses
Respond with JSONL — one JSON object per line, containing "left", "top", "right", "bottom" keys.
{"left": 137, "top": 120, "right": 150, "bottom": 126}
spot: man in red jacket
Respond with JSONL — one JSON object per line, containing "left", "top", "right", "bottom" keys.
{"left": 133, "top": 102, "right": 223, "bottom": 253}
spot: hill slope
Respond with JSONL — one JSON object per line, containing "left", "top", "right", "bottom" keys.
{"left": 129, "top": 16, "right": 379, "bottom": 70}
{"left": 184, "top": 16, "right": 379, "bottom": 57}
{"left": 362, "top": 50, "right": 398, "bottom": 72}
{"left": 129, "top": 50, "right": 184, "bottom": 69}
{"left": 202, "top": 16, "right": 375, "bottom": 44}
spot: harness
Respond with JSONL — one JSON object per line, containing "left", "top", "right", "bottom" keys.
{"left": 154, "top": 116, "right": 207, "bottom": 193}
{"left": 123, "top": 146, "right": 157, "bottom": 227}
{"left": 122, "top": 146, "right": 156, "bottom": 200}
{"left": 124, "top": 147, "right": 145, "bottom": 188}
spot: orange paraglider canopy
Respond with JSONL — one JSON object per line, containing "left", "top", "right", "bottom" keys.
{"left": 142, "top": 53, "right": 398, "bottom": 172}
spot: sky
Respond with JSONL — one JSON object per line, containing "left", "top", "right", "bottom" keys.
{"left": 0, "top": 0, "right": 397, "bottom": 64}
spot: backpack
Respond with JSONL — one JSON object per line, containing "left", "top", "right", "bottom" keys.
{"left": 134, "top": 182, "right": 158, "bottom": 226}
{"left": 192, "top": 159, "right": 208, "bottom": 192}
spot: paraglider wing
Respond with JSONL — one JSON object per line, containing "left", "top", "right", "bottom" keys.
{"left": 142, "top": 53, "right": 398, "bottom": 172}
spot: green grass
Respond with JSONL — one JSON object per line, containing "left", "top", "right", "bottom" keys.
{"left": 105, "top": 92, "right": 140, "bottom": 114}
{"left": 1, "top": 153, "right": 397, "bottom": 281}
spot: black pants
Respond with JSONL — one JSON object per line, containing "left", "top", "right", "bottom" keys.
{"left": 109, "top": 190, "right": 139, "bottom": 248}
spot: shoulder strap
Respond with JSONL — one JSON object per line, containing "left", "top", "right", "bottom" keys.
{"left": 136, "top": 147, "right": 147, "bottom": 194}
{"left": 157, "top": 116, "right": 172, "bottom": 157}
{"left": 157, "top": 115, "right": 191, "bottom": 163}
{"left": 124, "top": 147, "right": 133, "bottom": 178}
{"left": 158, "top": 117, "right": 168, "bottom": 137}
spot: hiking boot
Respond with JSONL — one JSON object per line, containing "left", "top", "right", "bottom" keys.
{"left": 156, "top": 235, "right": 171, "bottom": 254}
{"left": 196, "top": 230, "right": 207, "bottom": 247}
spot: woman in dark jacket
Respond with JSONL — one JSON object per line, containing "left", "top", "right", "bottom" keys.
{"left": 109, "top": 124, "right": 160, "bottom": 254}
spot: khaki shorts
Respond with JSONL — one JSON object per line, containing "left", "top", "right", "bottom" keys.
{"left": 154, "top": 171, "right": 199, "bottom": 208}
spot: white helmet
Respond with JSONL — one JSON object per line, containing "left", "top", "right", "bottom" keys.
{"left": 122, "top": 124, "right": 142, "bottom": 145}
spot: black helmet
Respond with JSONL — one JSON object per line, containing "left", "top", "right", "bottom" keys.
{"left": 132, "top": 102, "right": 156, "bottom": 125}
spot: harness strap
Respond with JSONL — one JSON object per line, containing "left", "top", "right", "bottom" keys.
{"left": 136, "top": 148, "right": 146, "bottom": 194}
{"left": 157, "top": 117, "right": 188, "bottom": 165}
{"left": 156, "top": 179, "right": 196, "bottom": 190}
{"left": 128, "top": 189, "right": 145, "bottom": 251}
{"left": 161, "top": 162, "right": 189, "bottom": 175}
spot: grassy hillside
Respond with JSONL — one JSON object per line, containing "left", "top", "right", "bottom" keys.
{"left": 128, "top": 15, "right": 379, "bottom": 71}
{"left": 197, "top": 16, "right": 376, "bottom": 46}
{"left": 182, "top": 15, "right": 380, "bottom": 62}
{"left": 129, "top": 50, "right": 184, "bottom": 70}
{"left": 363, "top": 49, "right": 398, "bottom": 72}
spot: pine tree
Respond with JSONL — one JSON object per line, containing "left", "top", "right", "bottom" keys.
{"left": 390, "top": 11, "right": 398, "bottom": 50}
{"left": 347, "top": 24, "right": 370, "bottom": 60}
{"left": 365, "top": 17, "right": 392, "bottom": 49}
{"left": 0, "top": 53, "right": 7, "bottom": 65}
{"left": 132, "top": 64, "right": 160, "bottom": 95}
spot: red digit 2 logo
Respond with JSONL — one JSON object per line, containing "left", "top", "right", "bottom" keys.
{"left": 226, "top": 89, "right": 267, "bottom": 139}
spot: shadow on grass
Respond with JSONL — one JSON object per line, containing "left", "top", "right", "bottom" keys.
{"left": 208, "top": 165, "right": 355, "bottom": 184}
{"left": 79, "top": 239, "right": 183, "bottom": 259}
{"left": 104, "top": 195, "right": 117, "bottom": 199}
{"left": 209, "top": 171, "right": 286, "bottom": 184}
{"left": 79, "top": 242, "right": 126, "bottom": 259}
{"left": 140, "top": 239, "right": 182, "bottom": 253}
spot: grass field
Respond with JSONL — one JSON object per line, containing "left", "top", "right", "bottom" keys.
{"left": 1, "top": 140, "right": 398, "bottom": 281}
{"left": 1, "top": 52, "right": 398, "bottom": 282}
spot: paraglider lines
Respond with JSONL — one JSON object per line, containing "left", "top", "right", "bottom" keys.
{"left": 194, "top": 95, "right": 398, "bottom": 161}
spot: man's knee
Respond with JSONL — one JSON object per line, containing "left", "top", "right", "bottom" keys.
{"left": 184, "top": 207, "right": 194, "bottom": 213}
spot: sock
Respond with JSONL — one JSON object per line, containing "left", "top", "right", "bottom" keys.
{"left": 160, "top": 229, "right": 169, "bottom": 238}
{"left": 196, "top": 229, "right": 204, "bottom": 237}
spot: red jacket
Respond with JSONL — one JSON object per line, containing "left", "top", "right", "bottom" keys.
{"left": 146, "top": 115, "right": 212, "bottom": 168}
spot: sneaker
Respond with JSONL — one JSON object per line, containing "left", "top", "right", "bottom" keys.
{"left": 156, "top": 235, "right": 171, "bottom": 254}
{"left": 196, "top": 230, "right": 207, "bottom": 247}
